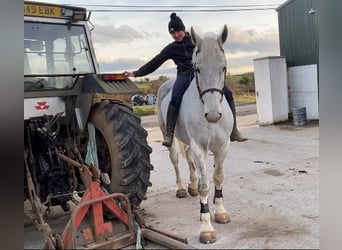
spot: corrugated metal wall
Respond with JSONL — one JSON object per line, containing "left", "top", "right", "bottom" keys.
{"left": 277, "top": 0, "right": 318, "bottom": 67}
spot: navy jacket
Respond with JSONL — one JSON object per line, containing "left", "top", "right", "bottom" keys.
{"left": 133, "top": 33, "right": 195, "bottom": 77}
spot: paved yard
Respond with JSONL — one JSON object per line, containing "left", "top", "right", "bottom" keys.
{"left": 141, "top": 113, "right": 319, "bottom": 249}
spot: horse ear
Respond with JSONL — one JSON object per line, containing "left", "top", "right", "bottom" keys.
{"left": 217, "top": 24, "right": 228, "bottom": 45}
{"left": 191, "top": 26, "right": 202, "bottom": 46}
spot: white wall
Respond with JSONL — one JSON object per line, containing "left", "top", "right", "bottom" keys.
{"left": 253, "top": 57, "right": 289, "bottom": 125}
{"left": 287, "top": 64, "right": 319, "bottom": 120}
{"left": 253, "top": 58, "right": 273, "bottom": 125}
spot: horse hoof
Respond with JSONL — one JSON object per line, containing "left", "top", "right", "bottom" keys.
{"left": 188, "top": 186, "right": 199, "bottom": 197}
{"left": 214, "top": 212, "right": 231, "bottom": 224}
{"left": 199, "top": 231, "right": 216, "bottom": 244}
{"left": 176, "top": 189, "right": 187, "bottom": 198}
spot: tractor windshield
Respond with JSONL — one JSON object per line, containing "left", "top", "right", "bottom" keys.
{"left": 24, "top": 21, "right": 96, "bottom": 91}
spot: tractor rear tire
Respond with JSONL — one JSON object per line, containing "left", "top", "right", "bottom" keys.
{"left": 89, "top": 101, "right": 153, "bottom": 209}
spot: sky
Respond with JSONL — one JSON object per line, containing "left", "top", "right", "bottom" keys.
{"left": 33, "top": 0, "right": 287, "bottom": 79}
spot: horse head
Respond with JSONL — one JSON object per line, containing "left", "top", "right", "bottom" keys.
{"left": 191, "top": 25, "right": 228, "bottom": 123}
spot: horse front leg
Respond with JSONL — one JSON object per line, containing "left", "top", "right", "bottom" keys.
{"left": 213, "top": 147, "right": 230, "bottom": 224}
{"left": 168, "top": 141, "right": 187, "bottom": 198}
{"left": 190, "top": 142, "right": 216, "bottom": 244}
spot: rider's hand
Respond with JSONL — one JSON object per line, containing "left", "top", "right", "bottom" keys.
{"left": 124, "top": 71, "right": 135, "bottom": 77}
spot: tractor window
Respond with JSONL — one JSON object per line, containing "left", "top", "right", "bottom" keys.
{"left": 24, "top": 21, "right": 96, "bottom": 90}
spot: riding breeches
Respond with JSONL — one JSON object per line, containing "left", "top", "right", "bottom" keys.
{"left": 170, "top": 73, "right": 194, "bottom": 109}
{"left": 223, "top": 86, "right": 233, "bottom": 103}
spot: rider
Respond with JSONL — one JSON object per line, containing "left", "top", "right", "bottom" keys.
{"left": 124, "top": 13, "right": 247, "bottom": 147}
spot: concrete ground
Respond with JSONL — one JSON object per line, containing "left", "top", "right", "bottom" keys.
{"left": 24, "top": 106, "right": 319, "bottom": 249}
{"left": 140, "top": 109, "right": 319, "bottom": 249}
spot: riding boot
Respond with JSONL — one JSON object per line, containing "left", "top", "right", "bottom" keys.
{"left": 162, "top": 103, "right": 179, "bottom": 147}
{"left": 228, "top": 100, "right": 248, "bottom": 142}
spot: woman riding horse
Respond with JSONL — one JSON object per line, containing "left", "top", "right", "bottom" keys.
{"left": 158, "top": 24, "right": 234, "bottom": 244}
{"left": 124, "top": 13, "right": 247, "bottom": 146}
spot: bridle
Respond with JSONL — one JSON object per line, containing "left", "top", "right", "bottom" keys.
{"left": 194, "top": 49, "right": 227, "bottom": 104}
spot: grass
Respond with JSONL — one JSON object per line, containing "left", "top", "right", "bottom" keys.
{"left": 133, "top": 105, "right": 158, "bottom": 116}
{"left": 234, "top": 94, "right": 256, "bottom": 105}
{"left": 134, "top": 82, "right": 153, "bottom": 92}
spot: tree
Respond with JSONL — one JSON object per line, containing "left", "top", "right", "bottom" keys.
{"left": 239, "top": 76, "right": 250, "bottom": 85}
{"left": 158, "top": 75, "right": 168, "bottom": 82}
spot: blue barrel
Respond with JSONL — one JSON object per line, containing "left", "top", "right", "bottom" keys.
{"left": 292, "top": 107, "right": 307, "bottom": 126}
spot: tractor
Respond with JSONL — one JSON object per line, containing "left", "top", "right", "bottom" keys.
{"left": 24, "top": 1, "right": 153, "bottom": 220}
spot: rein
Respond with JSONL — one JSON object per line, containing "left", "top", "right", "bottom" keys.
{"left": 194, "top": 64, "right": 226, "bottom": 104}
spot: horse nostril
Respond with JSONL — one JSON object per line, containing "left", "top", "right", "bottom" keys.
{"left": 218, "top": 113, "right": 222, "bottom": 119}
{"left": 205, "top": 113, "right": 208, "bottom": 119}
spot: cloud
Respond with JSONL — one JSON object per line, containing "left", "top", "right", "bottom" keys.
{"left": 91, "top": 23, "right": 144, "bottom": 45}
{"left": 98, "top": 56, "right": 176, "bottom": 75}
{"left": 98, "top": 57, "right": 144, "bottom": 72}
{"left": 215, "top": 26, "right": 279, "bottom": 74}
{"left": 90, "top": 13, "right": 165, "bottom": 46}
{"left": 92, "top": 22, "right": 279, "bottom": 76}
{"left": 187, "top": 25, "right": 279, "bottom": 57}
{"left": 224, "top": 26, "right": 279, "bottom": 54}
{"left": 34, "top": 0, "right": 280, "bottom": 76}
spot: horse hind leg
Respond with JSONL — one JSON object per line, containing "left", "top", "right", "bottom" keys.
{"left": 168, "top": 141, "right": 187, "bottom": 198}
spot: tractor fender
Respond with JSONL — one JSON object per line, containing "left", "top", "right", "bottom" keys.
{"left": 75, "top": 74, "right": 138, "bottom": 131}
{"left": 75, "top": 95, "right": 132, "bottom": 131}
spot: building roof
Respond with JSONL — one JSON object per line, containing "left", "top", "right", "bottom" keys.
{"left": 276, "top": 0, "right": 296, "bottom": 11}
